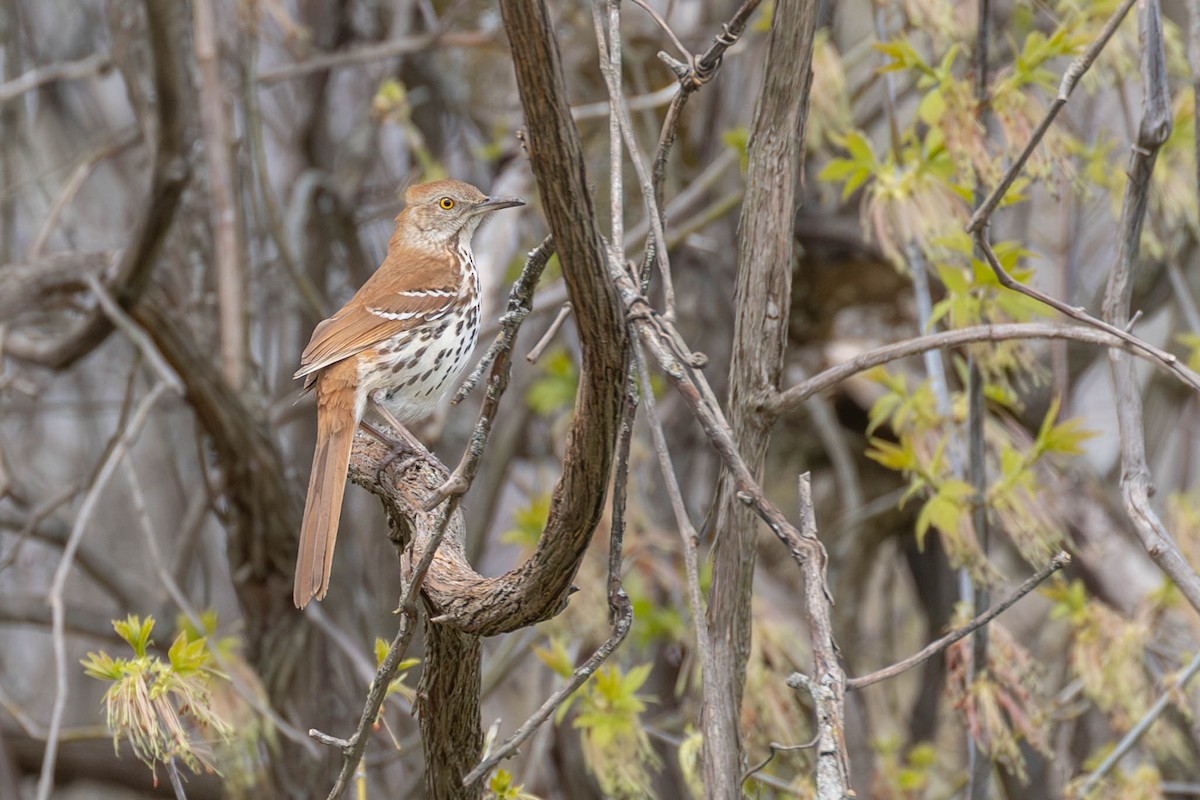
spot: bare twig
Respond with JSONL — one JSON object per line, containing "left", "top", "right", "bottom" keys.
{"left": 0, "top": 52, "right": 111, "bottom": 106}
{"left": 1082, "top": 648, "right": 1200, "bottom": 793}
{"left": 84, "top": 273, "right": 182, "bottom": 393}
{"left": 966, "top": 0, "right": 1138, "bottom": 232}
{"left": 627, "top": 0, "right": 690, "bottom": 63}
{"left": 1099, "top": 1, "right": 1200, "bottom": 620}
{"left": 256, "top": 31, "right": 493, "bottom": 84}
{"left": 593, "top": 0, "right": 677, "bottom": 318}
{"left": 462, "top": 595, "right": 633, "bottom": 786}
{"left": 770, "top": 322, "right": 1200, "bottom": 415}
{"left": 742, "top": 737, "right": 819, "bottom": 785}
{"left": 633, "top": 338, "right": 718, "bottom": 719}
{"left": 28, "top": 128, "right": 139, "bottom": 259}
{"left": 973, "top": 235, "right": 1200, "bottom": 392}
{"left": 968, "top": 5, "right": 994, "bottom": 794}
{"left": 646, "top": 0, "right": 763, "bottom": 278}
{"left": 848, "top": 553, "right": 1070, "bottom": 690}
{"left": 36, "top": 379, "right": 174, "bottom": 800}
{"left": 525, "top": 301, "right": 572, "bottom": 364}
{"left": 319, "top": 498, "right": 460, "bottom": 800}
{"left": 193, "top": 0, "right": 246, "bottom": 389}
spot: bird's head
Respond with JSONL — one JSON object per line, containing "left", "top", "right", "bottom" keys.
{"left": 397, "top": 179, "right": 524, "bottom": 249}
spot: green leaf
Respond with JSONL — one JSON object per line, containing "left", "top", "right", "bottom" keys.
{"left": 916, "top": 87, "right": 946, "bottom": 126}
{"left": 81, "top": 651, "right": 124, "bottom": 681}
{"left": 502, "top": 492, "right": 551, "bottom": 550}
{"left": 915, "top": 492, "right": 963, "bottom": 548}
{"left": 866, "top": 438, "right": 915, "bottom": 472}
{"left": 721, "top": 126, "right": 750, "bottom": 172}
{"left": 113, "top": 615, "right": 155, "bottom": 658}
{"left": 526, "top": 348, "right": 578, "bottom": 416}
{"left": 873, "top": 39, "right": 934, "bottom": 77}
{"left": 167, "top": 632, "right": 212, "bottom": 676}
{"left": 535, "top": 638, "right": 575, "bottom": 679}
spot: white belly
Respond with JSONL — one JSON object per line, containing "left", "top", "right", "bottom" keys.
{"left": 359, "top": 302, "right": 481, "bottom": 424}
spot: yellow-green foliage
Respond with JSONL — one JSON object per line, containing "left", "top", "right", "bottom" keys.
{"left": 533, "top": 642, "right": 660, "bottom": 799}
{"left": 526, "top": 347, "right": 579, "bottom": 417}
{"left": 81, "top": 615, "right": 234, "bottom": 781}
{"left": 487, "top": 769, "right": 542, "bottom": 800}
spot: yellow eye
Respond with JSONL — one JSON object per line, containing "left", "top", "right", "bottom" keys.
{"left": 439, "top": 197, "right": 455, "bottom": 210}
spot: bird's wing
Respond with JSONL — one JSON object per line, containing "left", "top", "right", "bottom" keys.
{"left": 294, "top": 290, "right": 456, "bottom": 382}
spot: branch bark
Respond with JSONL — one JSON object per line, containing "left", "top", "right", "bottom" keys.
{"left": 327, "top": 2, "right": 631, "bottom": 794}
{"left": 1100, "top": 0, "right": 1200, "bottom": 616}
{"left": 704, "top": 0, "right": 819, "bottom": 793}
{"left": 5, "top": 0, "right": 190, "bottom": 368}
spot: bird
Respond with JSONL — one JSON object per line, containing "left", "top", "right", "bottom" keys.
{"left": 292, "top": 178, "right": 524, "bottom": 608}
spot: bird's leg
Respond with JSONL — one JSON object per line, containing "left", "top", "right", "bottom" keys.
{"left": 360, "top": 419, "right": 423, "bottom": 486}
{"left": 368, "top": 391, "right": 430, "bottom": 454}
{"left": 422, "top": 451, "right": 472, "bottom": 511}
{"left": 365, "top": 392, "right": 433, "bottom": 485}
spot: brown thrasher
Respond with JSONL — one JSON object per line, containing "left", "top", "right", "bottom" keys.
{"left": 293, "top": 178, "right": 523, "bottom": 608}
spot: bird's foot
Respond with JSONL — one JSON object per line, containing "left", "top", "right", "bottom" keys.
{"left": 376, "top": 450, "right": 422, "bottom": 488}
{"left": 423, "top": 467, "right": 470, "bottom": 512}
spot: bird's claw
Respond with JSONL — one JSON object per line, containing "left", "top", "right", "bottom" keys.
{"left": 423, "top": 471, "right": 469, "bottom": 512}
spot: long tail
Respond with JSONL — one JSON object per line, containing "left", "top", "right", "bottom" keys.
{"left": 294, "top": 376, "right": 357, "bottom": 608}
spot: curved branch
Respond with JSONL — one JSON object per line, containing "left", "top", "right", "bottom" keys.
{"left": 5, "top": 0, "right": 190, "bottom": 368}
{"left": 768, "top": 322, "right": 1200, "bottom": 416}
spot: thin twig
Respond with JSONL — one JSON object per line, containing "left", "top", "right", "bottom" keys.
{"left": 166, "top": 758, "right": 187, "bottom": 800}
{"left": 968, "top": 3, "right": 994, "bottom": 794}
{"left": 28, "top": 128, "right": 139, "bottom": 259}
{"left": 626, "top": 0, "right": 690, "bottom": 63}
{"left": 0, "top": 52, "right": 111, "bottom": 105}
{"left": 571, "top": 82, "right": 678, "bottom": 121}
{"left": 742, "top": 738, "right": 819, "bottom": 785}
{"left": 594, "top": 0, "right": 677, "bottom": 318}
{"left": 848, "top": 553, "right": 1070, "bottom": 690}
{"left": 525, "top": 301, "right": 572, "bottom": 364}
{"left": 770, "top": 321, "right": 1200, "bottom": 415}
{"left": 193, "top": 0, "right": 246, "bottom": 389}
{"left": 634, "top": 338, "right": 718, "bottom": 709}
{"left": 36, "top": 380, "right": 172, "bottom": 800}
{"left": 967, "top": 0, "right": 1138, "bottom": 232}
{"left": 646, "top": 0, "right": 762, "bottom": 279}
{"left": 1098, "top": 0, "right": 1200, "bottom": 618}
{"left": 1082, "top": 648, "right": 1200, "bottom": 793}
{"left": 462, "top": 595, "right": 634, "bottom": 786}
{"left": 84, "top": 272, "right": 183, "bottom": 393}
{"left": 597, "top": 0, "right": 624, "bottom": 258}
{"left": 974, "top": 235, "right": 1200, "bottom": 393}
{"left": 320, "top": 497, "right": 460, "bottom": 800}
{"left": 256, "top": 31, "right": 493, "bottom": 84}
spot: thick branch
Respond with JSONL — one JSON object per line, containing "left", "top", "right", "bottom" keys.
{"left": 704, "top": 0, "right": 820, "bottom": 793}
{"left": 493, "top": 0, "right": 629, "bottom": 627}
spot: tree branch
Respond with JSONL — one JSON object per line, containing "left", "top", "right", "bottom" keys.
{"left": 704, "top": 0, "right": 820, "bottom": 792}
{"left": 5, "top": 0, "right": 190, "bottom": 369}
{"left": 847, "top": 553, "right": 1070, "bottom": 690}
{"left": 1099, "top": 0, "right": 1200, "bottom": 617}
{"left": 769, "top": 322, "right": 1200, "bottom": 415}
